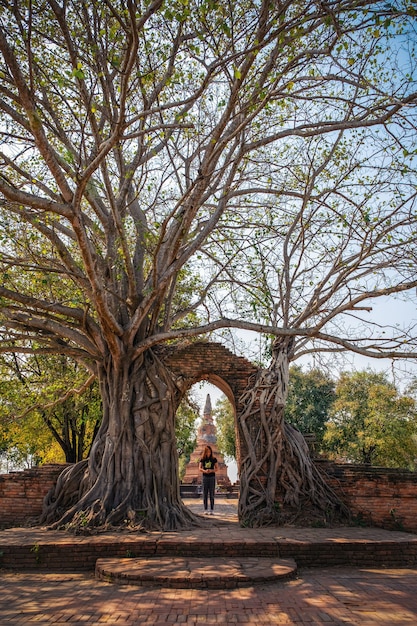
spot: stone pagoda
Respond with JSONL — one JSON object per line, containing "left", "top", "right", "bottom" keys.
{"left": 182, "top": 394, "right": 231, "bottom": 487}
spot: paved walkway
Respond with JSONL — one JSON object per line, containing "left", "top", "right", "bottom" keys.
{"left": 2, "top": 500, "right": 417, "bottom": 624}
{"left": 185, "top": 497, "right": 239, "bottom": 522}
{"left": 2, "top": 565, "right": 417, "bottom": 624}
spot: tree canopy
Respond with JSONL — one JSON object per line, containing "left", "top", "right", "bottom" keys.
{"left": 0, "top": 0, "right": 416, "bottom": 529}
{"left": 323, "top": 370, "right": 417, "bottom": 467}
{"left": 0, "top": 1, "right": 416, "bottom": 365}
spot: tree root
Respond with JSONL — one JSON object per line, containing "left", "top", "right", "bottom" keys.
{"left": 37, "top": 350, "right": 206, "bottom": 533}
{"left": 39, "top": 460, "right": 202, "bottom": 533}
{"left": 39, "top": 460, "right": 88, "bottom": 526}
{"left": 237, "top": 340, "right": 350, "bottom": 528}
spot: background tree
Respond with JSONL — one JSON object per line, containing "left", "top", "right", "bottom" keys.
{"left": 323, "top": 370, "right": 417, "bottom": 468}
{"left": 0, "top": 408, "right": 61, "bottom": 470}
{"left": 284, "top": 366, "right": 336, "bottom": 447}
{"left": 0, "top": 353, "right": 101, "bottom": 464}
{"left": 0, "top": 354, "right": 57, "bottom": 470}
{"left": 0, "top": 1, "right": 416, "bottom": 530}
{"left": 176, "top": 392, "right": 199, "bottom": 480}
{"left": 213, "top": 396, "right": 236, "bottom": 461}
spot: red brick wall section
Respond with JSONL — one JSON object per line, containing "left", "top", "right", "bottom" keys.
{"left": 318, "top": 461, "right": 417, "bottom": 532}
{"left": 0, "top": 464, "right": 68, "bottom": 529}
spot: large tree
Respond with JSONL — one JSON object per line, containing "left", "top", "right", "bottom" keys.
{"left": 0, "top": 0, "right": 416, "bottom": 529}
{"left": 198, "top": 10, "right": 417, "bottom": 522}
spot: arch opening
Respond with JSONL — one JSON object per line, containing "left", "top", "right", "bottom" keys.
{"left": 165, "top": 342, "right": 258, "bottom": 507}
{"left": 178, "top": 381, "right": 238, "bottom": 486}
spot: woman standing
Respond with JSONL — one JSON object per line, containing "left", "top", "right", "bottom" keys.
{"left": 199, "top": 445, "right": 218, "bottom": 515}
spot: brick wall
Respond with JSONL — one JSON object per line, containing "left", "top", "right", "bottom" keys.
{"left": 0, "top": 464, "right": 68, "bottom": 529}
{"left": 3, "top": 461, "right": 417, "bottom": 532}
{"left": 318, "top": 461, "right": 417, "bottom": 532}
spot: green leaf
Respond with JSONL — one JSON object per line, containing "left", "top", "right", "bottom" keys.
{"left": 71, "top": 67, "right": 85, "bottom": 80}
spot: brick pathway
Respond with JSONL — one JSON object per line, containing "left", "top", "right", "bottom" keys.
{"left": 2, "top": 500, "right": 417, "bottom": 624}
{"left": 2, "top": 566, "right": 417, "bottom": 624}
{"left": 184, "top": 497, "right": 239, "bottom": 522}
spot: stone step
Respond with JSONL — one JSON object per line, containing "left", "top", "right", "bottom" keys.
{"left": 95, "top": 556, "right": 297, "bottom": 589}
{"left": 2, "top": 525, "right": 417, "bottom": 572}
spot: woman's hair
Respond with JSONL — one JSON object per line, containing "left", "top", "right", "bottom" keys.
{"left": 201, "top": 445, "right": 213, "bottom": 459}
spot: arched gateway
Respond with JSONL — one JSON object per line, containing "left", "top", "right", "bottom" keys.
{"left": 164, "top": 341, "right": 258, "bottom": 408}
{"left": 163, "top": 341, "right": 258, "bottom": 469}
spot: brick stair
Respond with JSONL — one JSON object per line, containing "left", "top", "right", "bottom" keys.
{"left": 95, "top": 555, "right": 297, "bottom": 588}
{"left": 2, "top": 524, "right": 417, "bottom": 578}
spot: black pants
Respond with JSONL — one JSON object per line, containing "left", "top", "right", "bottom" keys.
{"left": 202, "top": 474, "right": 215, "bottom": 511}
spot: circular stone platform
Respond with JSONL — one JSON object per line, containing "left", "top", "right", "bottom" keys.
{"left": 95, "top": 556, "right": 297, "bottom": 588}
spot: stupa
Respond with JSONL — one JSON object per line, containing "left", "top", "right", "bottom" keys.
{"left": 182, "top": 394, "right": 231, "bottom": 487}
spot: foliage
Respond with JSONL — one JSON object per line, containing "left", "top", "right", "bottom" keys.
{"left": 213, "top": 396, "right": 236, "bottom": 461}
{"left": 0, "top": 354, "right": 101, "bottom": 466}
{"left": 323, "top": 370, "right": 417, "bottom": 468}
{"left": 284, "top": 366, "right": 336, "bottom": 445}
{"left": 175, "top": 391, "right": 199, "bottom": 479}
{"left": 0, "top": 1, "right": 415, "bottom": 366}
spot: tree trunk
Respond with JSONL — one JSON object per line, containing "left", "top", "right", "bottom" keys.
{"left": 40, "top": 350, "right": 198, "bottom": 531}
{"left": 237, "top": 338, "right": 348, "bottom": 527}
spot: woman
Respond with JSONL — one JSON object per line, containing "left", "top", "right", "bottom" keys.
{"left": 199, "top": 445, "right": 218, "bottom": 515}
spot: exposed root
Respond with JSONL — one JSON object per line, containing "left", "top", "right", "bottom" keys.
{"left": 42, "top": 485, "right": 203, "bottom": 534}
{"left": 39, "top": 460, "right": 88, "bottom": 526}
{"left": 237, "top": 339, "right": 350, "bottom": 528}
{"left": 38, "top": 349, "right": 205, "bottom": 534}
{"left": 39, "top": 459, "right": 203, "bottom": 533}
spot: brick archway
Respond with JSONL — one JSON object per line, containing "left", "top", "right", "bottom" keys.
{"left": 164, "top": 342, "right": 258, "bottom": 473}
{"left": 164, "top": 341, "right": 258, "bottom": 410}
